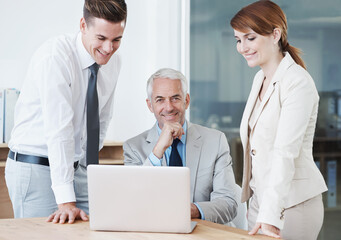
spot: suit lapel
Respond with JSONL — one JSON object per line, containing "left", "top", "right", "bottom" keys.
{"left": 239, "top": 73, "right": 263, "bottom": 201}
{"left": 146, "top": 123, "right": 159, "bottom": 146}
{"left": 240, "top": 73, "right": 263, "bottom": 150}
{"left": 145, "top": 123, "right": 168, "bottom": 166}
{"left": 249, "top": 53, "right": 295, "bottom": 132}
{"left": 185, "top": 122, "right": 202, "bottom": 202}
{"left": 248, "top": 80, "right": 275, "bottom": 131}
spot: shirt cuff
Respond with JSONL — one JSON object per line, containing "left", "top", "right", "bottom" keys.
{"left": 52, "top": 183, "right": 76, "bottom": 204}
{"left": 194, "top": 202, "right": 205, "bottom": 220}
{"left": 148, "top": 152, "right": 163, "bottom": 166}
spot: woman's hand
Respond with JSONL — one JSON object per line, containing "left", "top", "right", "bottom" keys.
{"left": 249, "top": 222, "right": 281, "bottom": 238}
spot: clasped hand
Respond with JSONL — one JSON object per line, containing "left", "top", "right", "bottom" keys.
{"left": 153, "top": 122, "right": 184, "bottom": 158}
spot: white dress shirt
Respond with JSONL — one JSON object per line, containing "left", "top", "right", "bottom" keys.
{"left": 9, "top": 32, "right": 121, "bottom": 204}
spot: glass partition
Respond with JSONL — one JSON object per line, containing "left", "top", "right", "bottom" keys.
{"left": 190, "top": 0, "right": 341, "bottom": 239}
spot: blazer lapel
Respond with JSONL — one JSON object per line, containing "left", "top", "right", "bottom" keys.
{"left": 146, "top": 123, "right": 159, "bottom": 146}
{"left": 249, "top": 80, "right": 275, "bottom": 131}
{"left": 185, "top": 122, "right": 202, "bottom": 202}
{"left": 145, "top": 123, "right": 168, "bottom": 166}
{"left": 240, "top": 73, "right": 263, "bottom": 150}
{"left": 239, "top": 73, "right": 263, "bottom": 201}
{"left": 249, "top": 53, "right": 295, "bottom": 132}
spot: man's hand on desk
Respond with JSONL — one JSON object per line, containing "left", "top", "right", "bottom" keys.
{"left": 46, "top": 202, "right": 88, "bottom": 224}
{"left": 191, "top": 203, "right": 201, "bottom": 219}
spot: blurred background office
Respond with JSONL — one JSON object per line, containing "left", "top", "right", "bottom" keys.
{"left": 190, "top": 1, "right": 341, "bottom": 239}
{"left": 0, "top": 0, "right": 340, "bottom": 239}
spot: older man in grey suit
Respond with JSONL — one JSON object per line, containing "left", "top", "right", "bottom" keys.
{"left": 123, "top": 68, "right": 237, "bottom": 224}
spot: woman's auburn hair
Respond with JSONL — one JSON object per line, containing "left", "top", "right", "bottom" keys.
{"left": 230, "top": 0, "right": 306, "bottom": 69}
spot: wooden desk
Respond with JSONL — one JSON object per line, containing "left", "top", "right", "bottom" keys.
{"left": 0, "top": 142, "right": 124, "bottom": 219}
{"left": 0, "top": 218, "right": 273, "bottom": 240}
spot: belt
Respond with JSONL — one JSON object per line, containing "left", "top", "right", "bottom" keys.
{"left": 8, "top": 150, "right": 79, "bottom": 168}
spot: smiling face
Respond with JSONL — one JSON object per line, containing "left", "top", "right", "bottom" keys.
{"left": 234, "top": 28, "right": 280, "bottom": 69}
{"left": 80, "top": 17, "right": 125, "bottom": 65}
{"left": 146, "top": 78, "right": 190, "bottom": 129}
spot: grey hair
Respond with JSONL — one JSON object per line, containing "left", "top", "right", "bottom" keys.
{"left": 146, "top": 68, "right": 188, "bottom": 100}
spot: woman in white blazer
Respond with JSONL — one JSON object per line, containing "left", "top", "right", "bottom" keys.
{"left": 230, "top": 1, "right": 328, "bottom": 239}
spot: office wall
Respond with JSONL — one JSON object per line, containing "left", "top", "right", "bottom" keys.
{"left": 0, "top": 0, "right": 184, "bottom": 142}
{"left": 108, "top": 0, "right": 184, "bottom": 141}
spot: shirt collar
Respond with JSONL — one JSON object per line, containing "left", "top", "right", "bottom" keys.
{"left": 156, "top": 121, "right": 187, "bottom": 145}
{"left": 76, "top": 32, "right": 96, "bottom": 70}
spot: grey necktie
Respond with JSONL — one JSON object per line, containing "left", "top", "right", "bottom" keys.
{"left": 86, "top": 63, "right": 100, "bottom": 166}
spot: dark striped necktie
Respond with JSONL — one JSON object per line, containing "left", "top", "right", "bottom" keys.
{"left": 169, "top": 138, "right": 182, "bottom": 166}
{"left": 86, "top": 63, "right": 100, "bottom": 166}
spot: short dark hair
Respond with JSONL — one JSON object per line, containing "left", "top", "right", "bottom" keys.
{"left": 83, "top": 0, "right": 127, "bottom": 25}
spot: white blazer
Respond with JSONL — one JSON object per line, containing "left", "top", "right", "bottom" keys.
{"left": 240, "top": 53, "right": 327, "bottom": 229}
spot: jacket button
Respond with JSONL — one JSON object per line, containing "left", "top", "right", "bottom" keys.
{"left": 250, "top": 149, "right": 256, "bottom": 156}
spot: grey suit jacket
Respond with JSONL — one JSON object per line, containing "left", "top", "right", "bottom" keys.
{"left": 123, "top": 121, "right": 237, "bottom": 224}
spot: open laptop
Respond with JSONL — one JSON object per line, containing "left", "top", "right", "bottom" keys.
{"left": 87, "top": 165, "right": 197, "bottom": 233}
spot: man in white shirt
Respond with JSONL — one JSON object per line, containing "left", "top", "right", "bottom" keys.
{"left": 123, "top": 68, "right": 237, "bottom": 224}
{"left": 5, "top": 0, "right": 127, "bottom": 224}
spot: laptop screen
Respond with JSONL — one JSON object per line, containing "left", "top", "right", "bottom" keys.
{"left": 88, "top": 165, "right": 196, "bottom": 233}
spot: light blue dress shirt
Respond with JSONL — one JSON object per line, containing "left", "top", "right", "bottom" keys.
{"left": 147, "top": 121, "right": 205, "bottom": 220}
